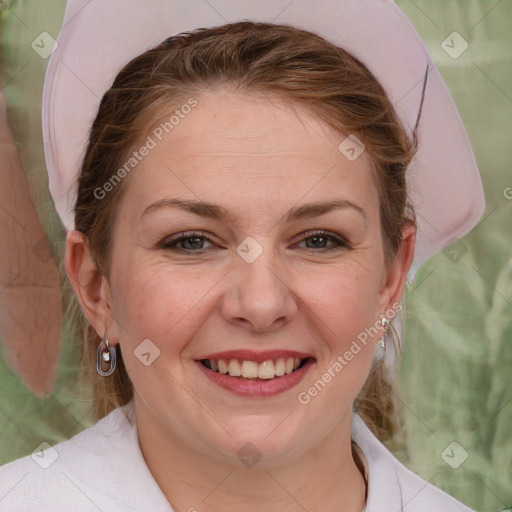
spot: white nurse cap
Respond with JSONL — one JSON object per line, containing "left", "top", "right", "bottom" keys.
{"left": 43, "top": 0, "right": 485, "bottom": 283}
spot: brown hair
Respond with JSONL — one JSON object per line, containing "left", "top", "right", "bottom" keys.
{"left": 69, "top": 21, "right": 419, "bottom": 441}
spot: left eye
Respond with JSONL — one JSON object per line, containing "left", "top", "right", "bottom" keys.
{"left": 295, "top": 230, "right": 349, "bottom": 251}
{"left": 160, "top": 230, "right": 349, "bottom": 252}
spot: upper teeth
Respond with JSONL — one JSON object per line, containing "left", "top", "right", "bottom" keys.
{"left": 207, "top": 357, "right": 303, "bottom": 379}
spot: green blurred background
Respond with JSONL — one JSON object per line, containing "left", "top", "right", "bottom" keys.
{"left": 0, "top": 1, "right": 510, "bottom": 510}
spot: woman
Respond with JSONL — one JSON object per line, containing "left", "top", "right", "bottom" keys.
{"left": 0, "top": 1, "right": 484, "bottom": 510}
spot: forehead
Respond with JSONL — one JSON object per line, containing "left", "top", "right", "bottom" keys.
{"left": 121, "top": 88, "right": 379, "bottom": 222}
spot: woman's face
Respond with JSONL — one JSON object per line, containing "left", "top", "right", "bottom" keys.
{"left": 75, "top": 88, "right": 412, "bottom": 465}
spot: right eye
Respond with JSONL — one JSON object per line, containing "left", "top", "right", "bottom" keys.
{"left": 159, "top": 231, "right": 215, "bottom": 252}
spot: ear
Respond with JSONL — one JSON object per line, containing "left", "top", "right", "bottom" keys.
{"left": 65, "top": 230, "right": 119, "bottom": 345}
{"left": 377, "top": 223, "right": 416, "bottom": 313}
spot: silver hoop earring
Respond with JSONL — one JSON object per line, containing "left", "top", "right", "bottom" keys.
{"left": 97, "top": 337, "right": 117, "bottom": 376}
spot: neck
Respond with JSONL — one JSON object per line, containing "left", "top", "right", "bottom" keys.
{"left": 134, "top": 397, "right": 366, "bottom": 512}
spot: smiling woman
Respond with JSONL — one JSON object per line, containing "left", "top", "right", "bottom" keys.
{"left": 71, "top": 73, "right": 409, "bottom": 511}
{"left": 73, "top": 29, "right": 414, "bottom": 439}
{"left": 0, "top": 1, "right": 484, "bottom": 511}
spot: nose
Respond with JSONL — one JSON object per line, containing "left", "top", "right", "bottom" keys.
{"left": 220, "top": 246, "right": 298, "bottom": 333}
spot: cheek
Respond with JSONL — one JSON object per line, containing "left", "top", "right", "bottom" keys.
{"left": 295, "top": 260, "right": 381, "bottom": 401}
{"left": 107, "top": 262, "right": 217, "bottom": 404}
{"left": 299, "top": 259, "right": 382, "bottom": 339}
{"left": 108, "top": 260, "right": 221, "bottom": 351}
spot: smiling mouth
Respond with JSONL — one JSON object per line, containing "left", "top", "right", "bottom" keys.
{"left": 200, "top": 357, "right": 311, "bottom": 380}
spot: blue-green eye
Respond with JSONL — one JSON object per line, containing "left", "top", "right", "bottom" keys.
{"left": 160, "top": 231, "right": 214, "bottom": 251}
{"left": 296, "top": 230, "right": 350, "bottom": 251}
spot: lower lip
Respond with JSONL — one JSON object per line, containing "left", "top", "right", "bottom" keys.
{"left": 196, "top": 358, "right": 315, "bottom": 398}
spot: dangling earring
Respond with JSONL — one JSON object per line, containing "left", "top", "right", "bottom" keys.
{"left": 97, "top": 337, "right": 117, "bottom": 376}
{"left": 379, "top": 317, "right": 390, "bottom": 349}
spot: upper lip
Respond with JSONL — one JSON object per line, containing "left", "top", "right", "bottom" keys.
{"left": 196, "top": 349, "right": 314, "bottom": 362}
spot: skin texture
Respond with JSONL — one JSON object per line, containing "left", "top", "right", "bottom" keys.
{"left": 67, "top": 88, "right": 415, "bottom": 512}
{"left": 0, "top": 87, "right": 62, "bottom": 397}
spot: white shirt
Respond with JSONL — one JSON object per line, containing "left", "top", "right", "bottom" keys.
{"left": 0, "top": 402, "right": 474, "bottom": 511}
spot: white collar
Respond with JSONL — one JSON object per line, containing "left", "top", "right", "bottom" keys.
{"left": 0, "top": 402, "right": 474, "bottom": 511}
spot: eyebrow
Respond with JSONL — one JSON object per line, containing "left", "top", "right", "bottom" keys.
{"left": 138, "top": 198, "right": 368, "bottom": 226}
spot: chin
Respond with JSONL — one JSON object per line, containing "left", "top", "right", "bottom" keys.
{"left": 205, "top": 413, "right": 313, "bottom": 468}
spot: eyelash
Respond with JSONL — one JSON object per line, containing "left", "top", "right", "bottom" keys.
{"left": 159, "top": 230, "right": 351, "bottom": 253}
